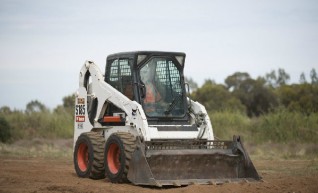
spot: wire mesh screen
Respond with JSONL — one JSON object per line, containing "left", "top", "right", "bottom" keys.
{"left": 119, "top": 60, "right": 131, "bottom": 77}
{"left": 108, "top": 59, "right": 133, "bottom": 99}
{"left": 155, "top": 60, "right": 182, "bottom": 95}
{"left": 110, "top": 60, "right": 119, "bottom": 82}
{"left": 120, "top": 60, "right": 133, "bottom": 99}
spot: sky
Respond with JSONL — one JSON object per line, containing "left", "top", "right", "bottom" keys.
{"left": 0, "top": 0, "right": 317, "bottom": 110}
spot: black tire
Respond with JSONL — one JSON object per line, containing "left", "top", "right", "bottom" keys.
{"left": 104, "top": 132, "right": 136, "bottom": 183}
{"left": 74, "top": 132, "right": 105, "bottom": 179}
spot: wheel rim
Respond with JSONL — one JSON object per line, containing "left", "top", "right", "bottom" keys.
{"left": 77, "top": 143, "right": 89, "bottom": 171}
{"left": 107, "top": 143, "right": 121, "bottom": 174}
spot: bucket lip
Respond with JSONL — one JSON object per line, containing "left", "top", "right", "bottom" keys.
{"left": 137, "top": 177, "right": 261, "bottom": 187}
{"left": 145, "top": 139, "right": 235, "bottom": 151}
{"left": 145, "top": 148, "right": 236, "bottom": 156}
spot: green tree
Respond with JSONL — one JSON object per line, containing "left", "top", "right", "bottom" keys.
{"left": 225, "top": 72, "right": 250, "bottom": 91}
{"left": 299, "top": 72, "right": 307, "bottom": 84}
{"left": 191, "top": 80, "right": 245, "bottom": 112}
{"left": 277, "top": 68, "right": 290, "bottom": 86}
{"left": 185, "top": 77, "right": 199, "bottom": 92}
{"left": 310, "top": 68, "right": 318, "bottom": 84}
{"left": 265, "top": 68, "right": 290, "bottom": 87}
{"left": 0, "top": 116, "right": 11, "bottom": 143}
{"left": 62, "top": 94, "right": 75, "bottom": 109}
{"left": 265, "top": 70, "right": 277, "bottom": 87}
{"left": 226, "top": 72, "right": 278, "bottom": 116}
{"left": 26, "top": 100, "right": 48, "bottom": 113}
{"left": 54, "top": 94, "right": 75, "bottom": 114}
{"left": 277, "top": 84, "right": 318, "bottom": 114}
{"left": 0, "top": 106, "right": 11, "bottom": 114}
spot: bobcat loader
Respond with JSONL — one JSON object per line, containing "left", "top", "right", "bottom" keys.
{"left": 73, "top": 51, "right": 260, "bottom": 186}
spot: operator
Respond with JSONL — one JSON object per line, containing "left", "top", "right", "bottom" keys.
{"left": 140, "top": 63, "right": 163, "bottom": 115}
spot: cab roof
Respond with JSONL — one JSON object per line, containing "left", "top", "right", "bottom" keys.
{"left": 106, "top": 51, "right": 186, "bottom": 60}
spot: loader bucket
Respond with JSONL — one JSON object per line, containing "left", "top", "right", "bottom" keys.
{"left": 127, "top": 136, "right": 260, "bottom": 187}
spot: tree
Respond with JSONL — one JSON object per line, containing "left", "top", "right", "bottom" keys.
{"left": 277, "top": 84, "right": 318, "bottom": 114}
{"left": 191, "top": 80, "right": 245, "bottom": 113}
{"left": 265, "top": 68, "right": 290, "bottom": 87}
{"left": 54, "top": 94, "right": 75, "bottom": 114}
{"left": 265, "top": 70, "right": 277, "bottom": 87}
{"left": 299, "top": 72, "right": 307, "bottom": 84}
{"left": 184, "top": 77, "right": 199, "bottom": 92}
{"left": 225, "top": 73, "right": 278, "bottom": 116}
{"left": 310, "top": 68, "right": 318, "bottom": 84}
{"left": 0, "top": 106, "right": 11, "bottom": 114}
{"left": 25, "top": 100, "right": 48, "bottom": 113}
{"left": 62, "top": 94, "right": 75, "bottom": 109}
{"left": 0, "top": 116, "right": 11, "bottom": 143}
{"left": 277, "top": 68, "right": 290, "bottom": 86}
{"left": 225, "top": 72, "right": 250, "bottom": 91}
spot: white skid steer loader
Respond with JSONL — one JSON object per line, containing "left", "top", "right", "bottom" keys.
{"left": 73, "top": 51, "right": 260, "bottom": 186}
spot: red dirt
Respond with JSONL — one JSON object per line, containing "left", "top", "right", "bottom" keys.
{"left": 0, "top": 157, "right": 317, "bottom": 193}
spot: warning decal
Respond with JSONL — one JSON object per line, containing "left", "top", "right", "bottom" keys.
{"left": 75, "top": 98, "right": 85, "bottom": 122}
{"left": 77, "top": 98, "right": 85, "bottom": 104}
{"left": 76, "top": 116, "right": 85, "bottom": 122}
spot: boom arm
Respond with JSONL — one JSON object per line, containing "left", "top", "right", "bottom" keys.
{"left": 74, "top": 61, "right": 149, "bottom": 141}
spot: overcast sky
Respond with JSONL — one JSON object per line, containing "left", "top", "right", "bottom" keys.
{"left": 0, "top": 0, "right": 317, "bottom": 109}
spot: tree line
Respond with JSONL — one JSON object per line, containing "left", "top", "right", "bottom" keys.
{"left": 0, "top": 68, "right": 317, "bottom": 143}
{"left": 0, "top": 95, "right": 75, "bottom": 143}
{"left": 190, "top": 68, "right": 318, "bottom": 117}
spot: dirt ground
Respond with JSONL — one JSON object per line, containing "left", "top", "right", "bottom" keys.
{"left": 0, "top": 156, "right": 317, "bottom": 193}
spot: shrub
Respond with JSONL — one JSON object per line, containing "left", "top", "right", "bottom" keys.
{"left": 209, "top": 108, "right": 318, "bottom": 144}
{"left": 0, "top": 116, "right": 11, "bottom": 143}
{"left": 251, "top": 108, "right": 318, "bottom": 143}
{"left": 209, "top": 110, "right": 251, "bottom": 140}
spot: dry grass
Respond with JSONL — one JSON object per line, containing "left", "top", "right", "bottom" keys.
{"left": 246, "top": 142, "right": 318, "bottom": 160}
{"left": 0, "top": 138, "right": 73, "bottom": 158}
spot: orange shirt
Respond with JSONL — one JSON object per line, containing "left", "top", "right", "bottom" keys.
{"left": 144, "top": 83, "right": 161, "bottom": 103}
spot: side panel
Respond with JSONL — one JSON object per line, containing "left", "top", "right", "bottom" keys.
{"left": 73, "top": 87, "right": 93, "bottom": 147}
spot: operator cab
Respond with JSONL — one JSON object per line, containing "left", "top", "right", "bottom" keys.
{"left": 105, "top": 51, "right": 188, "bottom": 124}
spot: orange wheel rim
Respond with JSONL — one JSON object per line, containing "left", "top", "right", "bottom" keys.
{"left": 107, "top": 143, "right": 121, "bottom": 174}
{"left": 77, "top": 143, "right": 89, "bottom": 171}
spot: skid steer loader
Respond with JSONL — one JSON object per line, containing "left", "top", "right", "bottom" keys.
{"left": 73, "top": 51, "right": 260, "bottom": 186}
